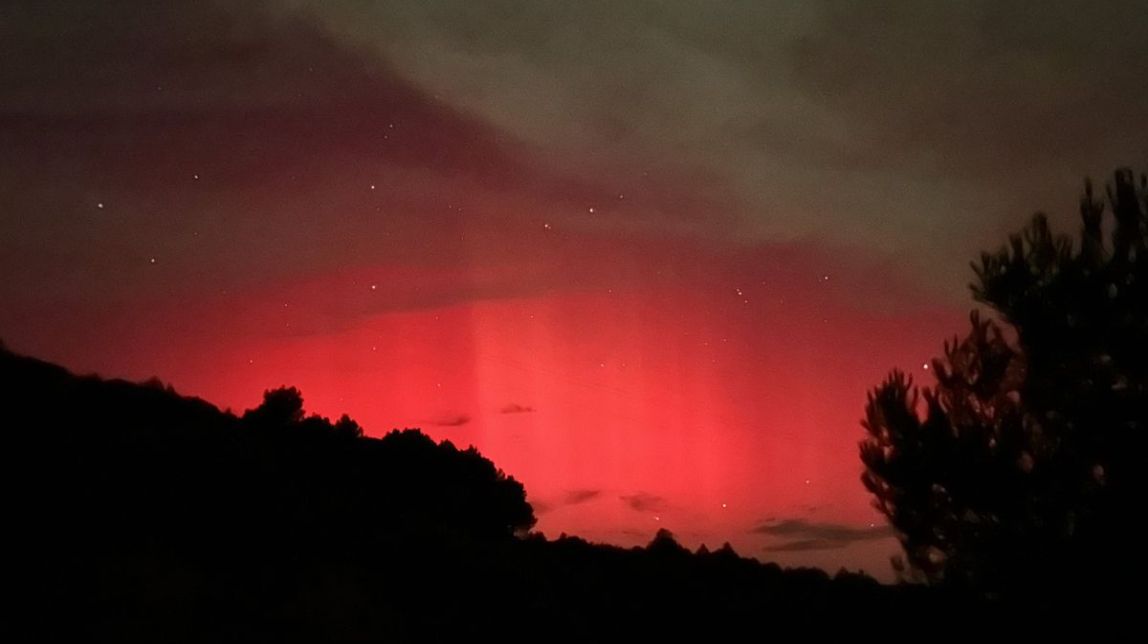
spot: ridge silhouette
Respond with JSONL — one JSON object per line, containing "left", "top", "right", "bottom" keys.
{"left": 4, "top": 346, "right": 978, "bottom": 641}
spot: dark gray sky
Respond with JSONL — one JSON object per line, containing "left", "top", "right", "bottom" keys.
{"left": 302, "top": 0, "right": 1147, "bottom": 266}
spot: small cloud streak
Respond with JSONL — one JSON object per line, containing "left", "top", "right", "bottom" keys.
{"left": 563, "top": 489, "right": 601, "bottom": 505}
{"left": 431, "top": 414, "right": 471, "bottom": 427}
{"left": 764, "top": 539, "right": 849, "bottom": 552}
{"left": 500, "top": 403, "right": 535, "bottom": 414}
{"left": 531, "top": 489, "right": 601, "bottom": 515}
{"left": 620, "top": 493, "right": 667, "bottom": 513}
{"left": 753, "top": 518, "right": 893, "bottom": 552}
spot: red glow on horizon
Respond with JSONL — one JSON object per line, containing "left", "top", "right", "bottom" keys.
{"left": 15, "top": 253, "right": 963, "bottom": 580}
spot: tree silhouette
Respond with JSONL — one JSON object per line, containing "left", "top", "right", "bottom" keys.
{"left": 8, "top": 345, "right": 990, "bottom": 640}
{"left": 860, "top": 168, "right": 1147, "bottom": 600}
{"left": 242, "top": 386, "right": 306, "bottom": 428}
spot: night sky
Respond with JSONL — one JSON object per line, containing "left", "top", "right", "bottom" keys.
{"left": 2, "top": 1, "right": 1145, "bottom": 579}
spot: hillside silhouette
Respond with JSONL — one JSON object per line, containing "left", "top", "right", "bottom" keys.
{"left": 5, "top": 346, "right": 997, "bottom": 641}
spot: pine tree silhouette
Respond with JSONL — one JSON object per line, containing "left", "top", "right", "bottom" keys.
{"left": 861, "top": 168, "right": 1147, "bottom": 603}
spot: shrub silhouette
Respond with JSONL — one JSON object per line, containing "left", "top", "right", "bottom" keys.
{"left": 861, "top": 168, "right": 1147, "bottom": 604}
{"left": 242, "top": 386, "right": 306, "bottom": 428}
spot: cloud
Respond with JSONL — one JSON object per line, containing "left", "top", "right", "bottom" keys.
{"left": 620, "top": 493, "right": 667, "bottom": 513}
{"left": 0, "top": 0, "right": 527, "bottom": 186}
{"left": 563, "top": 489, "right": 601, "bottom": 505}
{"left": 529, "top": 489, "right": 601, "bottom": 515}
{"left": 430, "top": 414, "right": 471, "bottom": 427}
{"left": 752, "top": 518, "right": 893, "bottom": 552}
{"left": 500, "top": 403, "right": 535, "bottom": 414}
{"left": 1, "top": 0, "right": 765, "bottom": 340}
{"left": 786, "top": 0, "right": 1148, "bottom": 182}
{"left": 0, "top": 0, "right": 553, "bottom": 324}
{"left": 764, "top": 539, "right": 849, "bottom": 553}
{"left": 309, "top": 0, "right": 1146, "bottom": 254}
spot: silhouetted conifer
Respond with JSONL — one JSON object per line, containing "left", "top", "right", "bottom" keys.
{"left": 861, "top": 168, "right": 1147, "bottom": 607}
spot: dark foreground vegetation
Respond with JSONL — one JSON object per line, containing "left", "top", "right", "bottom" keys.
{"left": 6, "top": 169, "right": 1144, "bottom": 641}
{"left": 6, "top": 346, "right": 984, "bottom": 642}
{"left": 862, "top": 168, "right": 1146, "bottom": 616}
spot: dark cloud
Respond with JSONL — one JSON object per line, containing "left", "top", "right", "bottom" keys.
{"left": 0, "top": 0, "right": 521, "bottom": 316}
{"left": 620, "top": 493, "right": 667, "bottom": 513}
{"left": 753, "top": 518, "right": 893, "bottom": 552}
{"left": 500, "top": 403, "right": 536, "bottom": 414}
{"left": 0, "top": 0, "right": 582, "bottom": 342}
{"left": 787, "top": 0, "right": 1148, "bottom": 182}
{"left": 529, "top": 489, "right": 601, "bottom": 515}
{"left": 563, "top": 489, "right": 601, "bottom": 505}
{"left": 430, "top": 414, "right": 471, "bottom": 427}
{"left": 313, "top": 0, "right": 1145, "bottom": 288}
{"left": 0, "top": 0, "right": 525, "bottom": 187}
{"left": 764, "top": 539, "right": 849, "bottom": 553}
{"left": 1, "top": 0, "right": 766, "bottom": 344}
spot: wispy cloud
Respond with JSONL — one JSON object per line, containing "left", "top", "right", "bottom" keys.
{"left": 620, "top": 493, "right": 667, "bottom": 513}
{"left": 430, "top": 414, "right": 471, "bottom": 427}
{"left": 500, "top": 403, "right": 535, "bottom": 414}
{"left": 763, "top": 538, "right": 850, "bottom": 552}
{"left": 753, "top": 518, "right": 893, "bottom": 552}
{"left": 563, "top": 489, "right": 601, "bottom": 505}
{"left": 531, "top": 488, "right": 602, "bottom": 515}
